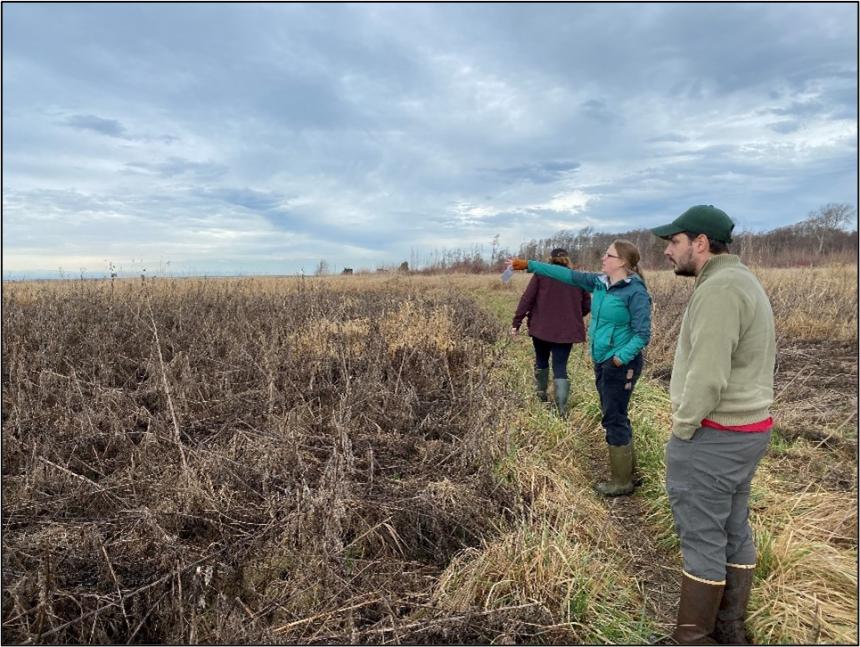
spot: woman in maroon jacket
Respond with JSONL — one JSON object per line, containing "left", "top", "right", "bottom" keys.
{"left": 511, "top": 248, "right": 590, "bottom": 416}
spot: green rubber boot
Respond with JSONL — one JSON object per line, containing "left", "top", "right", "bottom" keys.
{"left": 553, "top": 378, "right": 570, "bottom": 417}
{"left": 534, "top": 368, "right": 549, "bottom": 402}
{"left": 595, "top": 443, "right": 634, "bottom": 497}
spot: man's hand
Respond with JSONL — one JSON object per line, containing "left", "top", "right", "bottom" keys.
{"left": 510, "top": 327, "right": 519, "bottom": 337}
{"left": 611, "top": 356, "right": 623, "bottom": 367}
{"left": 510, "top": 258, "right": 529, "bottom": 271}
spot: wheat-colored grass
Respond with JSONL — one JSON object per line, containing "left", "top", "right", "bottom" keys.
{"left": 429, "top": 337, "right": 657, "bottom": 643}
{"left": 644, "top": 264, "right": 858, "bottom": 372}
{"left": 3, "top": 266, "right": 855, "bottom": 643}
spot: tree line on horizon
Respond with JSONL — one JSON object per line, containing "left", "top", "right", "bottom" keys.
{"left": 366, "top": 202, "right": 856, "bottom": 275}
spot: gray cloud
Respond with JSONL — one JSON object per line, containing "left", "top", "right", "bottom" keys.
{"left": 125, "top": 157, "right": 226, "bottom": 179}
{"left": 769, "top": 121, "right": 802, "bottom": 134}
{"left": 62, "top": 114, "right": 128, "bottom": 138}
{"left": 3, "top": 3, "right": 856, "bottom": 277}
{"left": 205, "top": 188, "right": 285, "bottom": 212}
{"left": 647, "top": 134, "right": 689, "bottom": 144}
{"left": 580, "top": 99, "right": 620, "bottom": 125}
{"left": 481, "top": 160, "right": 581, "bottom": 185}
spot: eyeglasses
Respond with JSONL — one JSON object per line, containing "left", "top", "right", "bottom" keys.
{"left": 603, "top": 253, "right": 621, "bottom": 259}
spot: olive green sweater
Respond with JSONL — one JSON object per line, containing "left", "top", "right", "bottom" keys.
{"left": 670, "top": 254, "right": 776, "bottom": 439}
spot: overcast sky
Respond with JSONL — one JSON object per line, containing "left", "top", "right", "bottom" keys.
{"left": 3, "top": 3, "right": 857, "bottom": 278}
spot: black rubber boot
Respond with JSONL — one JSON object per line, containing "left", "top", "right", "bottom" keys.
{"left": 534, "top": 368, "right": 549, "bottom": 402}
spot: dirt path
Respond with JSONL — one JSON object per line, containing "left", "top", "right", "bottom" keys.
{"left": 603, "top": 339, "right": 859, "bottom": 636}
{"left": 475, "top": 290, "right": 683, "bottom": 639}
{"left": 582, "top": 433, "right": 680, "bottom": 639}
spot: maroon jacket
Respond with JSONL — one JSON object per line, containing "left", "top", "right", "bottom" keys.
{"left": 512, "top": 273, "right": 591, "bottom": 343}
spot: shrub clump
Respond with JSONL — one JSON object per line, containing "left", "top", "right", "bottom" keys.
{"left": 2, "top": 279, "right": 516, "bottom": 644}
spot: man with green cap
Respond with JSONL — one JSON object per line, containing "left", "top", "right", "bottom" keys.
{"left": 651, "top": 205, "right": 775, "bottom": 645}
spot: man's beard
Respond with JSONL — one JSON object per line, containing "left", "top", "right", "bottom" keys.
{"left": 671, "top": 251, "right": 697, "bottom": 276}
{"left": 673, "top": 263, "right": 696, "bottom": 277}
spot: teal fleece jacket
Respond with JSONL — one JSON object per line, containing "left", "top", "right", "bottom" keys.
{"left": 526, "top": 261, "right": 652, "bottom": 365}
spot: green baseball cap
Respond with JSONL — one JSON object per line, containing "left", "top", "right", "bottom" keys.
{"left": 650, "top": 205, "right": 735, "bottom": 243}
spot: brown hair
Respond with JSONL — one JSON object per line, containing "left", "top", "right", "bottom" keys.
{"left": 682, "top": 232, "right": 730, "bottom": 255}
{"left": 549, "top": 248, "right": 571, "bottom": 267}
{"left": 612, "top": 239, "right": 645, "bottom": 285}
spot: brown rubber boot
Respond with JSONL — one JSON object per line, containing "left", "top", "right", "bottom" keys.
{"left": 712, "top": 565, "right": 755, "bottom": 644}
{"left": 672, "top": 573, "right": 724, "bottom": 645}
{"left": 595, "top": 443, "right": 634, "bottom": 497}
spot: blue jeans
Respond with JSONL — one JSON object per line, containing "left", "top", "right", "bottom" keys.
{"left": 593, "top": 353, "right": 643, "bottom": 446}
{"left": 532, "top": 337, "right": 573, "bottom": 379}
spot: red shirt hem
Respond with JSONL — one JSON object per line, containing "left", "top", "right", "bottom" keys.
{"left": 701, "top": 417, "right": 773, "bottom": 432}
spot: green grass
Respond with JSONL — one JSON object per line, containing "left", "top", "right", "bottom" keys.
{"left": 462, "top": 279, "right": 857, "bottom": 645}
{"left": 768, "top": 427, "right": 797, "bottom": 455}
{"left": 440, "top": 286, "right": 666, "bottom": 642}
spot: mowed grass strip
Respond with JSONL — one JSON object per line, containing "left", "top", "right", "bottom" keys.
{"left": 431, "top": 334, "right": 657, "bottom": 644}
{"left": 457, "top": 268, "right": 857, "bottom": 645}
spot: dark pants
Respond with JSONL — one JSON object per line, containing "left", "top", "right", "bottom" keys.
{"left": 593, "top": 353, "right": 643, "bottom": 446}
{"left": 532, "top": 337, "right": 573, "bottom": 379}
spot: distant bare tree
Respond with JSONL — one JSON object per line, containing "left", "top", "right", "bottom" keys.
{"left": 490, "top": 234, "right": 500, "bottom": 266}
{"left": 802, "top": 203, "right": 857, "bottom": 254}
{"left": 315, "top": 259, "right": 329, "bottom": 276}
{"left": 407, "top": 203, "right": 855, "bottom": 274}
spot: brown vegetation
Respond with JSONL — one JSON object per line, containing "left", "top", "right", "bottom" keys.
{"left": 644, "top": 265, "right": 858, "bottom": 446}
{"left": 2, "top": 265, "right": 856, "bottom": 644}
{"left": 2, "top": 278, "right": 519, "bottom": 643}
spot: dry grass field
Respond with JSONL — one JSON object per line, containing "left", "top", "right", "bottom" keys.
{"left": 2, "top": 265, "right": 856, "bottom": 644}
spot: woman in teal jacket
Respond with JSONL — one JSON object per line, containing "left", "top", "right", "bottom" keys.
{"left": 510, "top": 239, "right": 652, "bottom": 496}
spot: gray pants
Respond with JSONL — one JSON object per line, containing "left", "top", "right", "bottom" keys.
{"left": 666, "top": 427, "right": 771, "bottom": 583}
